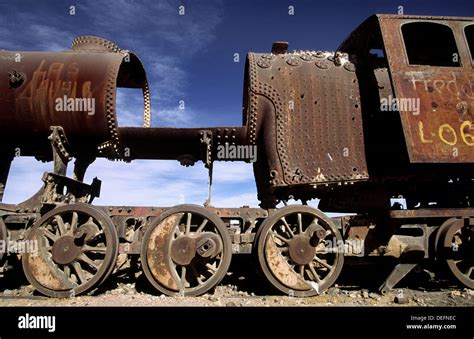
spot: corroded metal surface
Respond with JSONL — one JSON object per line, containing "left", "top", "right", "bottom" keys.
{"left": 390, "top": 208, "right": 474, "bottom": 218}
{"left": 0, "top": 36, "right": 150, "bottom": 159}
{"left": 436, "top": 218, "right": 474, "bottom": 289}
{"left": 22, "top": 204, "right": 118, "bottom": 297}
{"left": 256, "top": 205, "right": 344, "bottom": 296}
{"left": 243, "top": 47, "right": 369, "bottom": 206}
{"left": 2, "top": 15, "right": 474, "bottom": 298}
{"left": 140, "top": 205, "right": 232, "bottom": 296}
{"left": 27, "top": 236, "right": 72, "bottom": 291}
{"left": 145, "top": 213, "right": 181, "bottom": 291}
{"left": 244, "top": 50, "right": 368, "bottom": 186}
{"left": 264, "top": 234, "right": 310, "bottom": 290}
{"left": 378, "top": 15, "right": 474, "bottom": 163}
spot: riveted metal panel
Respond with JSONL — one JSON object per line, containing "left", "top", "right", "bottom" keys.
{"left": 244, "top": 50, "right": 368, "bottom": 187}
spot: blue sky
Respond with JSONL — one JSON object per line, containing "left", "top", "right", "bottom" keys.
{"left": 2, "top": 0, "right": 474, "bottom": 207}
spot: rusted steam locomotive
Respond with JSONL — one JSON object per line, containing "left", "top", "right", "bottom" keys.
{"left": 0, "top": 14, "right": 473, "bottom": 298}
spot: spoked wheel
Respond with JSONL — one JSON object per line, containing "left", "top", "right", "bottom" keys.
{"left": 141, "top": 204, "right": 232, "bottom": 296}
{"left": 22, "top": 204, "right": 119, "bottom": 297}
{"left": 436, "top": 218, "right": 474, "bottom": 289}
{"left": 256, "top": 205, "right": 344, "bottom": 297}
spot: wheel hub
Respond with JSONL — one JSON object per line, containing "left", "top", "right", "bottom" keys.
{"left": 170, "top": 236, "right": 196, "bottom": 266}
{"left": 196, "top": 233, "right": 222, "bottom": 258}
{"left": 288, "top": 235, "right": 316, "bottom": 265}
{"left": 52, "top": 236, "right": 81, "bottom": 265}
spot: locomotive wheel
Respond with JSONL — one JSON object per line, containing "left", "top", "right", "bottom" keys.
{"left": 141, "top": 204, "right": 232, "bottom": 297}
{"left": 256, "top": 205, "right": 344, "bottom": 297}
{"left": 436, "top": 218, "right": 474, "bottom": 289}
{"left": 22, "top": 204, "right": 119, "bottom": 298}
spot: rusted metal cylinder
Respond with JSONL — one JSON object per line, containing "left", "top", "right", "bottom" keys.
{"left": 0, "top": 36, "right": 149, "bottom": 159}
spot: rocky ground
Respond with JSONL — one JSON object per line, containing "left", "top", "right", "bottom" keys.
{"left": 1, "top": 281, "right": 473, "bottom": 307}
{"left": 0, "top": 259, "right": 473, "bottom": 307}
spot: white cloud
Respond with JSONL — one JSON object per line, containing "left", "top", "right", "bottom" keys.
{"left": 115, "top": 89, "right": 147, "bottom": 127}
{"left": 77, "top": 0, "right": 223, "bottom": 55}
{"left": 0, "top": 0, "right": 224, "bottom": 129}
{"left": 156, "top": 107, "right": 195, "bottom": 127}
{"left": 2, "top": 158, "right": 51, "bottom": 203}
{"left": 3, "top": 157, "right": 259, "bottom": 208}
{"left": 0, "top": 1, "right": 262, "bottom": 210}
{"left": 27, "top": 24, "right": 74, "bottom": 51}
{"left": 210, "top": 192, "right": 259, "bottom": 208}
{"left": 212, "top": 162, "right": 255, "bottom": 183}
{"left": 150, "top": 57, "right": 187, "bottom": 105}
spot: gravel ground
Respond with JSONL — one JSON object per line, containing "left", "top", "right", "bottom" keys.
{"left": 0, "top": 271, "right": 473, "bottom": 307}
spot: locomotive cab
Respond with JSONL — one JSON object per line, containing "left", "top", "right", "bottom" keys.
{"left": 320, "top": 14, "right": 474, "bottom": 211}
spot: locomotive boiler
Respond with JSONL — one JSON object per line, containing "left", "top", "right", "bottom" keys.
{"left": 0, "top": 14, "right": 473, "bottom": 298}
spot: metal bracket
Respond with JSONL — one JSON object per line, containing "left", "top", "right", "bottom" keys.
{"left": 48, "top": 126, "right": 72, "bottom": 176}
{"left": 200, "top": 130, "right": 213, "bottom": 207}
{"left": 379, "top": 263, "right": 418, "bottom": 295}
{"left": 41, "top": 172, "right": 101, "bottom": 204}
{"left": 73, "top": 156, "right": 96, "bottom": 182}
{"left": 379, "top": 244, "right": 424, "bottom": 294}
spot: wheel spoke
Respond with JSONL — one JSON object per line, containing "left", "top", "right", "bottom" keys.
{"left": 280, "top": 217, "right": 295, "bottom": 237}
{"left": 72, "top": 262, "right": 86, "bottom": 284}
{"left": 23, "top": 204, "right": 118, "bottom": 298}
{"left": 142, "top": 207, "right": 231, "bottom": 296}
{"left": 180, "top": 266, "right": 187, "bottom": 286}
{"left": 271, "top": 231, "right": 290, "bottom": 244}
{"left": 297, "top": 213, "right": 303, "bottom": 234}
{"left": 77, "top": 254, "right": 100, "bottom": 271}
{"left": 55, "top": 215, "right": 67, "bottom": 235}
{"left": 184, "top": 213, "right": 191, "bottom": 235}
{"left": 42, "top": 229, "right": 58, "bottom": 241}
{"left": 308, "top": 263, "right": 322, "bottom": 283}
{"left": 196, "top": 219, "right": 208, "bottom": 233}
{"left": 205, "top": 262, "right": 217, "bottom": 273}
{"left": 313, "top": 256, "right": 332, "bottom": 270}
{"left": 82, "top": 245, "right": 107, "bottom": 253}
{"left": 82, "top": 222, "right": 104, "bottom": 239}
{"left": 466, "top": 266, "right": 473, "bottom": 277}
{"left": 258, "top": 207, "right": 344, "bottom": 297}
{"left": 71, "top": 212, "right": 79, "bottom": 232}
{"left": 315, "top": 247, "right": 330, "bottom": 254}
{"left": 299, "top": 265, "right": 304, "bottom": 279}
